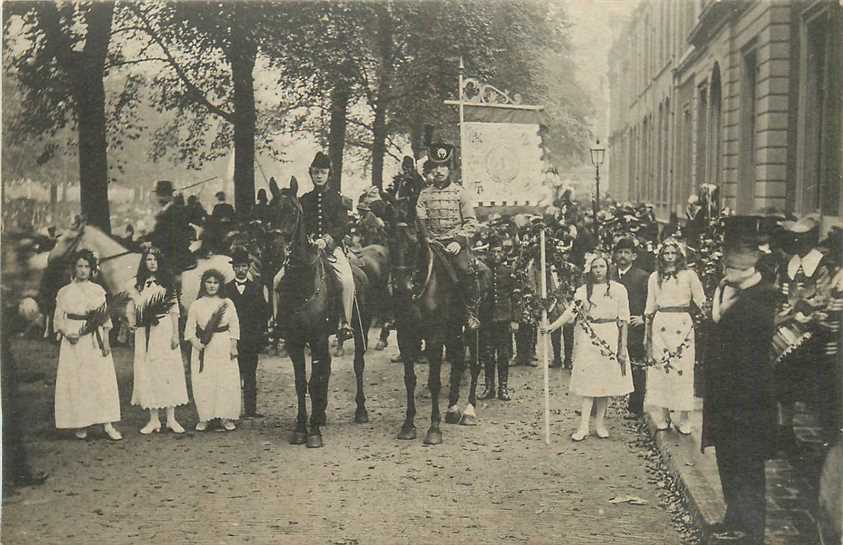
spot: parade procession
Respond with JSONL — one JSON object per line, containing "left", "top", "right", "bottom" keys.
{"left": 1, "top": 1, "right": 842, "bottom": 545}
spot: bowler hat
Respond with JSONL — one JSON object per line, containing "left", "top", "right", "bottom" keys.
{"left": 613, "top": 236, "right": 637, "bottom": 252}
{"left": 310, "top": 151, "right": 331, "bottom": 170}
{"left": 229, "top": 248, "right": 251, "bottom": 266}
{"left": 427, "top": 143, "right": 454, "bottom": 165}
{"left": 154, "top": 180, "right": 175, "bottom": 196}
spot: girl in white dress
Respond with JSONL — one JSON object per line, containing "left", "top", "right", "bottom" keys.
{"left": 644, "top": 238, "right": 707, "bottom": 434}
{"left": 545, "top": 254, "right": 633, "bottom": 441}
{"left": 185, "top": 269, "right": 241, "bottom": 431}
{"left": 127, "top": 248, "right": 188, "bottom": 434}
{"left": 53, "top": 250, "right": 122, "bottom": 440}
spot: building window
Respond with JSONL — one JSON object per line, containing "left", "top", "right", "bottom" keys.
{"left": 709, "top": 64, "right": 723, "bottom": 187}
{"left": 663, "top": 98, "right": 671, "bottom": 207}
{"left": 797, "top": 7, "right": 838, "bottom": 216}
{"left": 696, "top": 84, "right": 709, "bottom": 188}
{"left": 738, "top": 47, "right": 758, "bottom": 213}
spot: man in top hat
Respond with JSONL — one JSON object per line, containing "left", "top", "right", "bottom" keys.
{"left": 612, "top": 236, "right": 650, "bottom": 418}
{"left": 702, "top": 215, "right": 779, "bottom": 545}
{"left": 478, "top": 234, "right": 521, "bottom": 400}
{"left": 774, "top": 214, "right": 836, "bottom": 449}
{"left": 415, "top": 142, "right": 480, "bottom": 329}
{"left": 225, "top": 248, "right": 269, "bottom": 418}
{"left": 149, "top": 180, "right": 196, "bottom": 272}
{"left": 300, "top": 151, "right": 355, "bottom": 341}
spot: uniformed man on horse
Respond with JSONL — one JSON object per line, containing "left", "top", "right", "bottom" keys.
{"left": 300, "top": 151, "right": 355, "bottom": 341}
{"left": 415, "top": 143, "right": 480, "bottom": 329}
{"left": 148, "top": 180, "right": 196, "bottom": 272}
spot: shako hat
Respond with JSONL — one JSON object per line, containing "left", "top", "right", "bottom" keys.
{"left": 427, "top": 143, "right": 454, "bottom": 165}
{"left": 310, "top": 151, "right": 332, "bottom": 170}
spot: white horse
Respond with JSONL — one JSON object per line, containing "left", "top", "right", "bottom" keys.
{"left": 46, "top": 221, "right": 234, "bottom": 313}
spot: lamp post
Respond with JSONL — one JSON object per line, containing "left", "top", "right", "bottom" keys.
{"left": 590, "top": 139, "right": 606, "bottom": 227}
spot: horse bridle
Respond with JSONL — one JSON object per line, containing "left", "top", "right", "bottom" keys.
{"left": 62, "top": 225, "right": 136, "bottom": 264}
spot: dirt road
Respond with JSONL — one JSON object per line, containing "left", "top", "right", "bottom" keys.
{"left": 3, "top": 336, "right": 683, "bottom": 545}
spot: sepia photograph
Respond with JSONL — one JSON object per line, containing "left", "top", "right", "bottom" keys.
{"left": 1, "top": 1, "right": 841, "bottom": 544}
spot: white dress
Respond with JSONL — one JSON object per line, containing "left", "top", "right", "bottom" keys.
{"left": 53, "top": 281, "right": 121, "bottom": 428}
{"left": 644, "top": 269, "right": 706, "bottom": 411}
{"left": 130, "top": 279, "right": 188, "bottom": 410}
{"left": 185, "top": 297, "right": 241, "bottom": 421}
{"left": 560, "top": 282, "right": 634, "bottom": 397}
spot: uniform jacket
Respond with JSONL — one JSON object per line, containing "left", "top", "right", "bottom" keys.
{"left": 224, "top": 279, "right": 268, "bottom": 352}
{"left": 212, "top": 202, "right": 236, "bottom": 222}
{"left": 479, "top": 259, "right": 521, "bottom": 323}
{"left": 300, "top": 187, "right": 348, "bottom": 247}
{"left": 416, "top": 181, "right": 477, "bottom": 241}
{"left": 150, "top": 202, "right": 192, "bottom": 265}
{"left": 614, "top": 265, "right": 649, "bottom": 359}
{"left": 702, "top": 279, "right": 778, "bottom": 458}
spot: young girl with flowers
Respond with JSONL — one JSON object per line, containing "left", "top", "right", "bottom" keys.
{"left": 545, "top": 253, "right": 633, "bottom": 441}
{"left": 127, "top": 248, "right": 188, "bottom": 434}
{"left": 644, "top": 238, "right": 707, "bottom": 434}
{"left": 185, "top": 269, "right": 241, "bottom": 431}
{"left": 53, "top": 250, "right": 122, "bottom": 440}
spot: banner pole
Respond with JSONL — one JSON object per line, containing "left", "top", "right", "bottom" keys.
{"left": 540, "top": 226, "right": 550, "bottom": 445}
{"left": 458, "top": 56, "right": 465, "bottom": 175}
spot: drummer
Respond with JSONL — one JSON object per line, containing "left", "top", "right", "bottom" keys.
{"left": 774, "top": 215, "right": 836, "bottom": 451}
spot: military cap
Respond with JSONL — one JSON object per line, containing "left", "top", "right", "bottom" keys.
{"left": 427, "top": 143, "right": 454, "bottom": 165}
{"left": 310, "top": 151, "right": 331, "bottom": 170}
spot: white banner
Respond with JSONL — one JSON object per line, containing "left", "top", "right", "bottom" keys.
{"left": 461, "top": 122, "right": 548, "bottom": 207}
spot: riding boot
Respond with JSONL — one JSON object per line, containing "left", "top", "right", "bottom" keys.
{"left": 497, "top": 356, "right": 511, "bottom": 401}
{"left": 478, "top": 358, "right": 496, "bottom": 400}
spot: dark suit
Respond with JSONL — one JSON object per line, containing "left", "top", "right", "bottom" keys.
{"left": 212, "top": 202, "right": 236, "bottom": 223}
{"left": 225, "top": 279, "right": 269, "bottom": 416}
{"left": 615, "top": 265, "right": 649, "bottom": 414}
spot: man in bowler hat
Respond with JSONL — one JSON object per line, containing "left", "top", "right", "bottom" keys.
{"left": 612, "top": 236, "right": 649, "bottom": 418}
{"left": 225, "top": 248, "right": 269, "bottom": 417}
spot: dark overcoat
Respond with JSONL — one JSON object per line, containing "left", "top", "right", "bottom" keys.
{"left": 701, "top": 280, "right": 778, "bottom": 458}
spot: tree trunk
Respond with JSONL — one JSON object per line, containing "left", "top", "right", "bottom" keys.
{"left": 328, "top": 79, "right": 350, "bottom": 193}
{"left": 74, "top": 2, "right": 114, "bottom": 234}
{"left": 229, "top": 27, "right": 258, "bottom": 218}
{"left": 370, "top": 6, "right": 394, "bottom": 189}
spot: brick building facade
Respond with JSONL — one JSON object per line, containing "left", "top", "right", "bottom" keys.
{"left": 608, "top": 0, "right": 842, "bottom": 230}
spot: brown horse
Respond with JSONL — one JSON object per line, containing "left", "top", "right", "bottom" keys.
{"left": 270, "top": 177, "right": 372, "bottom": 448}
{"left": 392, "top": 220, "right": 486, "bottom": 445}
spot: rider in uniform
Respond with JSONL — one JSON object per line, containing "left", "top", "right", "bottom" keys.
{"left": 148, "top": 180, "right": 196, "bottom": 272}
{"left": 415, "top": 143, "right": 480, "bottom": 329}
{"left": 478, "top": 234, "right": 521, "bottom": 400}
{"left": 300, "top": 151, "right": 355, "bottom": 341}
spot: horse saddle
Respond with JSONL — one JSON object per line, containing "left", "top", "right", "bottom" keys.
{"left": 428, "top": 242, "right": 460, "bottom": 287}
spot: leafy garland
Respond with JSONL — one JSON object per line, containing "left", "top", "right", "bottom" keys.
{"left": 567, "top": 300, "right": 626, "bottom": 376}
{"left": 642, "top": 318, "right": 695, "bottom": 375}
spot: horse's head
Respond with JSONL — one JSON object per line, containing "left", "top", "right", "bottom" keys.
{"left": 269, "top": 175, "right": 302, "bottom": 242}
{"left": 47, "top": 217, "right": 86, "bottom": 264}
{"left": 392, "top": 221, "right": 422, "bottom": 296}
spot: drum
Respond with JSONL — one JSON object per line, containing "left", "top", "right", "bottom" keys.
{"left": 771, "top": 321, "right": 813, "bottom": 365}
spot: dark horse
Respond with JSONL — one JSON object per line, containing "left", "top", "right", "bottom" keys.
{"left": 392, "top": 220, "right": 487, "bottom": 445}
{"left": 271, "top": 177, "right": 372, "bottom": 448}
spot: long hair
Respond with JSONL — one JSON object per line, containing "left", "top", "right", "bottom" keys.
{"left": 197, "top": 269, "right": 226, "bottom": 299}
{"left": 584, "top": 254, "right": 612, "bottom": 309}
{"left": 656, "top": 238, "right": 687, "bottom": 287}
{"left": 70, "top": 249, "right": 98, "bottom": 279}
{"left": 135, "top": 247, "right": 175, "bottom": 292}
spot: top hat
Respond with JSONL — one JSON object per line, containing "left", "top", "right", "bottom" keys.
{"left": 427, "top": 143, "right": 454, "bottom": 165}
{"left": 310, "top": 151, "right": 331, "bottom": 170}
{"left": 153, "top": 180, "right": 175, "bottom": 196}
{"left": 229, "top": 248, "right": 251, "bottom": 266}
{"left": 722, "top": 215, "right": 768, "bottom": 269}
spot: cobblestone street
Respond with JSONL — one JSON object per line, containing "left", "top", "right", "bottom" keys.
{"left": 3, "top": 336, "right": 686, "bottom": 545}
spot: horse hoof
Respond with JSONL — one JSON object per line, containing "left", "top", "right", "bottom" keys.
{"left": 306, "top": 433, "right": 323, "bottom": 448}
{"left": 398, "top": 425, "right": 417, "bottom": 440}
{"left": 423, "top": 428, "right": 442, "bottom": 445}
{"left": 445, "top": 409, "right": 462, "bottom": 425}
{"left": 460, "top": 414, "right": 477, "bottom": 426}
{"left": 290, "top": 431, "right": 307, "bottom": 445}
{"left": 354, "top": 409, "right": 369, "bottom": 424}
{"left": 375, "top": 340, "right": 386, "bottom": 351}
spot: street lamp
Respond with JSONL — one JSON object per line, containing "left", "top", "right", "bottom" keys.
{"left": 590, "top": 139, "right": 606, "bottom": 223}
